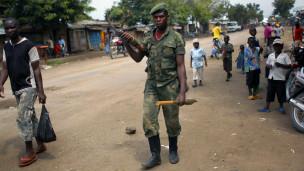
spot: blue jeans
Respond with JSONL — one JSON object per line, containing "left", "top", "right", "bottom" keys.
{"left": 105, "top": 43, "right": 110, "bottom": 55}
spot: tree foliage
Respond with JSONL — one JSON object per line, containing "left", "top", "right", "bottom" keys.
{"left": 106, "top": 0, "right": 213, "bottom": 26}
{"left": 228, "top": 3, "right": 263, "bottom": 26}
{"left": 106, "top": 0, "right": 154, "bottom": 26}
{"left": 272, "top": 0, "right": 295, "bottom": 19}
{"left": 2, "top": 0, "right": 95, "bottom": 28}
{"left": 209, "top": 0, "right": 231, "bottom": 19}
{"left": 106, "top": 0, "right": 265, "bottom": 27}
{"left": 187, "top": 0, "right": 212, "bottom": 24}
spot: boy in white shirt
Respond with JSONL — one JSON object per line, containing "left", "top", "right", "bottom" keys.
{"left": 190, "top": 39, "right": 207, "bottom": 87}
{"left": 258, "top": 39, "right": 291, "bottom": 113}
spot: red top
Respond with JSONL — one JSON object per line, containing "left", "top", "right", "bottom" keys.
{"left": 294, "top": 27, "right": 303, "bottom": 41}
{"left": 116, "top": 40, "right": 123, "bottom": 46}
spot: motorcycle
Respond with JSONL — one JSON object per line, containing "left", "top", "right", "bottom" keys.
{"left": 110, "top": 37, "right": 127, "bottom": 59}
{"left": 286, "top": 46, "right": 304, "bottom": 133}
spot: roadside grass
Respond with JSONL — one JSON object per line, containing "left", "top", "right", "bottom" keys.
{"left": 46, "top": 59, "right": 65, "bottom": 66}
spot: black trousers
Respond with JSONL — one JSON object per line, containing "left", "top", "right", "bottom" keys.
{"left": 246, "top": 69, "right": 260, "bottom": 88}
{"left": 266, "top": 79, "right": 286, "bottom": 104}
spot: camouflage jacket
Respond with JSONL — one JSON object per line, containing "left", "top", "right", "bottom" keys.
{"left": 143, "top": 27, "right": 185, "bottom": 87}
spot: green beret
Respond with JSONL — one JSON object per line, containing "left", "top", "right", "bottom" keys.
{"left": 150, "top": 3, "right": 169, "bottom": 15}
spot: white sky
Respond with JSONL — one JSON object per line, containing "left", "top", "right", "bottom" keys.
{"left": 89, "top": 0, "right": 303, "bottom": 20}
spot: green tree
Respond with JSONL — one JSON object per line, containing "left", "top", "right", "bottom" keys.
{"left": 3, "top": 0, "right": 95, "bottom": 28}
{"left": 228, "top": 4, "right": 248, "bottom": 26}
{"left": 228, "top": 3, "right": 263, "bottom": 26}
{"left": 106, "top": 0, "right": 193, "bottom": 26}
{"left": 106, "top": 0, "right": 215, "bottom": 29}
{"left": 187, "top": 0, "right": 212, "bottom": 24}
{"left": 163, "top": 0, "right": 191, "bottom": 25}
{"left": 209, "top": 0, "right": 231, "bottom": 19}
{"left": 105, "top": 7, "right": 124, "bottom": 22}
{"left": 106, "top": 0, "right": 154, "bottom": 26}
{"left": 272, "top": 0, "right": 295, "bottom": 19}
{"left": 246, "top": 3, "right": 263, "bottom": 22}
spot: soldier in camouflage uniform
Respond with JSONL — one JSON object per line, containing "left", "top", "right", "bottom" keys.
{"left": 0, "top": 18, "right": 47, "bottom": 167}
{"left": 221, "top": 35, "right": 234, "bottom": 81}
{"left": 119, "top": 3, "right": 187, "bottom": 169}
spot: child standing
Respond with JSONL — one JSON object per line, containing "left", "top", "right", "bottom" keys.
{"left": 258, "top": 39, "right": 291, "bottom": 113}
{"left": 236, "top": 45, "right": 245, "bottom": 74}
{"left": 245, "top": 37, "right": 261, "bottom": 100}
{"left": 190, "top": 39, "right": 208, "bottom": 87}
{"left": 222, "top": 35, "right": 234, "bottom": 81}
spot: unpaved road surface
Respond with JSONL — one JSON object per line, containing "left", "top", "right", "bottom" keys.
{"left": 1, "top": 27, "right": 304, "bottom": 171}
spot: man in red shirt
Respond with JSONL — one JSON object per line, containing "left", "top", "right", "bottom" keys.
{"left": 294, "top": 22, "right": 303, "bottom": 47}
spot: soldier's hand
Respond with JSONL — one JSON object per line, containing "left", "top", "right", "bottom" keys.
{"left": 0, "top": 85, "right": 4, "bottom": 98}
{"left": 38, "top": 92, "right": 47, "bottom": 104}
{"left": 176, "top": 93, "right": 186, "bottom": 106}
{"left": 119, "top": 32, "right": 135, "bottom": 44}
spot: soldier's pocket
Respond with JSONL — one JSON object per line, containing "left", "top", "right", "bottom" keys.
{"left": 162, "top": 42, "right": 176, "bottom": 58}
{"left": 168, "top": 79, "right": 180, "bottom": 95}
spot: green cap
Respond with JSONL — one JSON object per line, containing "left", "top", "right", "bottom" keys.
{"left": 150, "top": 3, "right": 169, "bottom": 15}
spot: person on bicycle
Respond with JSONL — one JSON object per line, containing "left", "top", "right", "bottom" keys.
{"left": 211, "top": 22, "right": 223, "bottom": 59}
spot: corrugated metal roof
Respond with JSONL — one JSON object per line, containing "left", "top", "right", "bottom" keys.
{"left": 68, "top": 20, "right": 120, "bottom": 31}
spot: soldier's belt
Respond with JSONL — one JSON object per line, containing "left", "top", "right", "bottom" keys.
{"left": 156, "top": 99, "right": 197, "bottom": 107}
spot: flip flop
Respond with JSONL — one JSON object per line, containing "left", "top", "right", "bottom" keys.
{"left": 19, "top": 153, "right": 38, "bottom": 167}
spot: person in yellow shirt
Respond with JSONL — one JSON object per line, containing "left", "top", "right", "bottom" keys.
{"left": 212, "top": 22, "right": 222, "bottom": 40}
{"left": 211, "top": 22, "right": 223, "bottom": 59}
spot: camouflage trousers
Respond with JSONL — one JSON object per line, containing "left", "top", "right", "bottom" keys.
{"left": 143, "top": 79, "right": 181, "bottom": 138}
{"left": 15, "top": 88, "right": 38, "bottom": 142}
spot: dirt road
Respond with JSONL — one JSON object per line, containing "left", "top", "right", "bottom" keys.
{"left": 1, "top": 27, "right": 304, "bottom": 171}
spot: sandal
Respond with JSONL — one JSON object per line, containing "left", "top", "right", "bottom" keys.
{"left": 19, "top": 153, "right": 37, "bottom": 167}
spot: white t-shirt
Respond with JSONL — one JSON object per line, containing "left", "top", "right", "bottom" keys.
{"left": 266, "top": 52, "right": 291, "bottom": 81}
{"left": 190, "top": 47, "right": 206, "bottom": 69}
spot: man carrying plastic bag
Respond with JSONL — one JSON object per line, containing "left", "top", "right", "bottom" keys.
{"left": 0, "top": 18, "right": 47, "bottom": 167}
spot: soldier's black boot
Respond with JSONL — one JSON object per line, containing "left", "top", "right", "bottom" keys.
{"left": 169, "top": 136, "right": 179, "bottom": 164}
{"left": 142, "top": 135, "right": 161, "bottom": 169}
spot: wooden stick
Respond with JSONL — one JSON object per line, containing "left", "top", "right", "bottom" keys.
{"left": 156, "top": 99, "right": 197, "bottom": 107}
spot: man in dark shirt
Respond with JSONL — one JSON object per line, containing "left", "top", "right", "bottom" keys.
{"left": 0, "top": 18, "right": 47, "bottom": 167}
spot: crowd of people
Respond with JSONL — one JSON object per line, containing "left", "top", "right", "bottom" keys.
{"left": 45, "top": 36, "right": 66, "bottom": 58}
{"left": 195, "top": 21, "right": 302, "bottom": 115}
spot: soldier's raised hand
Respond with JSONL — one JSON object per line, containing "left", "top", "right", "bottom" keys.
{"left": 119, "top": 31, "right": 133, "bottom": 42}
